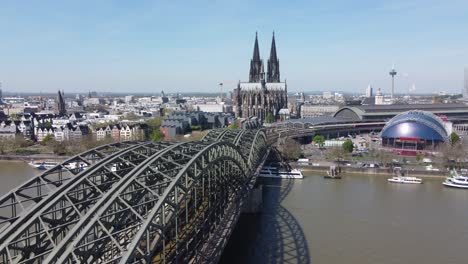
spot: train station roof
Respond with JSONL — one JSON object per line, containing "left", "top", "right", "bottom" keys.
{"left": 281, "top": 117, "right": 347, "bottom": 125}
{"left": 333, "top": 104, "right": 468, "bottom": 122}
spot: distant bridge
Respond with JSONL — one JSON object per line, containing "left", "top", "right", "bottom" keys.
{"left": 0, "top": 120, "right": 386, "bottom": 263}
{"left": 265, "top": 120, "right": 386, "bottom": 142}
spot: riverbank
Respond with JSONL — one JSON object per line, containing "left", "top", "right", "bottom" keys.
{"left": 297, "top": 165, "right": 448, "bottom": 179}
{"left": 0, "top": 154, "right": 69, "bottom": 162}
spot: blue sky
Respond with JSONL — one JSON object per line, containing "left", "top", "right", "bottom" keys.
{"left": 0, "top": 0, "right": 467, "bottom": 94}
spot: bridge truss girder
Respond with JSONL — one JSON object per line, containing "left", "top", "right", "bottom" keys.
{"left": 0, "top": 129, "right": 268, "bottom": 264}
{"left": 0, "top": 142, "right": 174, "bottom": 264}
{"left": 54, "top": 142, "right": 249, "bottom": 263}
{"left": 0, "top": 141, "right": 141, "bottom": 232}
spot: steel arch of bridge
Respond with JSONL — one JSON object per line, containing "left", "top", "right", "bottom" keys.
{"left": 0, "top": 129, "right": 268, "bottom": 264}
{"left": 203, "top": 129, "right": 267, "bottom": 167}
{"left": 0, "top": 141, "right": 175, "bottom": 264}
{"left": 0, "top": 141, "right": 142, "bottom": 232}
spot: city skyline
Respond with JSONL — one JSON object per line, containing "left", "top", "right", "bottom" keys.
{"left": 0, "top": 0, "right": 467, "bottom": 94}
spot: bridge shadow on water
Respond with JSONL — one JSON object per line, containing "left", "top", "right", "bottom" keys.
{"left": 219, "top": 176, "right": 311, "bottom": 264}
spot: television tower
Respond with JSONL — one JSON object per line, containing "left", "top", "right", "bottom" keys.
{"left": 389, "top": 65, "right": 397, "bottom": 99}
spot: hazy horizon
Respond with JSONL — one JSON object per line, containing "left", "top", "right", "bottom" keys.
{"left": 0, "top": 90, "right": 460, "bottom": 98}
{"left": 0, "top": 0, "right": 467, "bottom": 94}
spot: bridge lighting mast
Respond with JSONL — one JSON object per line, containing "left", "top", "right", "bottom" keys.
{"left": 389, "top": 66, "right": 397, "bottom": 100}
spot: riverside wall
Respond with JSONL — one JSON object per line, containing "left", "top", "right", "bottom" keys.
{"left": 297, "top": 164, "right": 448, "bottom": 178}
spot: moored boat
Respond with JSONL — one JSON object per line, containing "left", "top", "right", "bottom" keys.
{"left": 28, "top": 160, "right": 59, "bottom": 170}
{"left": 388, "top": 176, "right": 422, "bottom": 184}
{"left": 443, "top": 170, "right": 468, "bottom": 189}
{"left": 387, "top": 167, "right": 422, "bottom": 184}
{"left": 324, "top": 170, "right": 342, "bottom": 179}
{"left": 324, "top": 165, "right": 341, "bottom": 179}
{"left": 64, "top": 162, "right": 88, "bottom": 171}
{"left": 259, "top": 166, "right": 303, "bottom": 179}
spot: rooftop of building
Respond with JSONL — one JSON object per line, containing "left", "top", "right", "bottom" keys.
{"left": 281, "top": 116, "right": 348, "bottom": 125}
{"left": 346, "top": 103, "right": 468, "bottom": 112}
{"left": 334, "top": 103, "right": 468, "bottom": 121}
{"left": 381, "top": 110, "right": 448, "bottom": 141}
{"left": 238, "top": 82, "right": 286, "bottom": 90}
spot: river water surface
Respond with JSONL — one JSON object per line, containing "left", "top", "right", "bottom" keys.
{"left": 221, "top": 172, "right": 468, "bottom": 264}
{"left": 1, "top": 162, "right": 467, "bottom": 263}
{"left": 0, "top": 161, "right": 36, "bottom": 195}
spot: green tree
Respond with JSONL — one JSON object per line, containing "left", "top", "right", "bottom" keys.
{"left": 342, "top": 140, "right": 354, "bottom": 153}
{"left": 265, "top": 112, "right": 275, "bottom": 124}
{"left": 376, "top": 150, "right": 393, "bottom": 167}
{"left": 328, "top": 147, "right": 348, "bottom": 162}
{"left": 151, "top": 130, "right": 165, "bottom": 142}
{"left": 146, "top": 116, "right": 163, "bottom": 131}
{"left": 228, "top": 122, "right": 239, "bottom": 129}
{"left": 190, "top": 125, "right": 201, "bottom": 131}
{"left": 313, "top": 134, "right": 326, "bottom": 148}
{"left": 450, "top": 132, "right": 460, "bottom": 145}
{"left": 9, "top": 113, "right": 19, "bottom": 120}
{"left": 278, "top": 138, "right": 302, "bottom": 161}
{"left": 52, "top": 141, "right": 68, "bottom": 155}
{"left": 145, "top": 116, "right": 164, "bottom": 140}
{"left": 416, "top": 154, "right": 422, "bottom": 162}
{"left": 163, "top": 108, "right": 174, "bottom": 117}
{"left": 0, "top": 138, "right": 13, "bottom": 154}
{"left": 123, "top": 113, "right": 139, "bottom": 120}
{"left": 14, "top": 135, "right": 33, "bottom": 148}
{"left": 42, "top": 134, "right": 55, "bottom": 145}
{"left": 439, "top": 142, "right": 465, "bottom": 170}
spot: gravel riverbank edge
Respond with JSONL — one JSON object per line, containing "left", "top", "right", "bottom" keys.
{"left": 299, "top": 165, "right": 448, "bottom": 179}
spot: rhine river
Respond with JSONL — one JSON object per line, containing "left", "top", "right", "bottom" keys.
{"left": 1, "top": 161, "right": 468, "bottom": 263}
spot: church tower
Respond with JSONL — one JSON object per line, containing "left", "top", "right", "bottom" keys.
{"left": 267, "top": 32, "right": 280, "bottom": 83}
{"left": 235, "top": 32, "right": 287, "bottom": 121}
{"left": 249, "top": 32, "right": 264, "bottom": 82}
{"left": 57, "top": 90, "right": 67, "bottom": 116}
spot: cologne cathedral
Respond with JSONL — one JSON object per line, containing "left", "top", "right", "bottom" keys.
{"left": 234, "top": 32, "right": 288, "bottom": 121}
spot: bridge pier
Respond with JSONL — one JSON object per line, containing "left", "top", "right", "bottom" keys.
{"left": 242, "top": 185, "right": 263, "bottom": 213}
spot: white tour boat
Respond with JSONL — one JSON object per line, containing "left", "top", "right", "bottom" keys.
{"left": 443, "top": 170, "right": 468, "bottom": 189}
{"left": 387, "top": 176, "right": 422, "bottom": 184}
{"left": 28, "top": 160, "right": 59, "bottom": 170}
{"left": 259, "top": 166, "right": 304, "bottom": 179}
{"left": 388, "top": 167, "right": 422, "bottom": 184}
{"left": 64, "top": 162, "right": 88, "bottom": 171}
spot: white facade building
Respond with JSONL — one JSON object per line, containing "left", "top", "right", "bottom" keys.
{"left": 195, "top": 104, "right": 224, "bottom": 113}
{"left": 375, "top": 88, "right": 384, "bottom": 105}
{"left": 125, "top": 95, "right": 134, "bottom": 103}
{"left": 322, "top": 91, "right": 333, "bottom": 99}
{"left": 365, "top": 85, "right": 373, "bottom": 97}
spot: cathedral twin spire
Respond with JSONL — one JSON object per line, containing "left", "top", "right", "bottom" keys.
{"left": 249, "top": 32, "right": 280, "bottom": 83}
{"left": 267, "top": 32, "right": 280, "bottom": 83}
{"left": 249, "top": 32, "right": 262, "bottom": 83}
